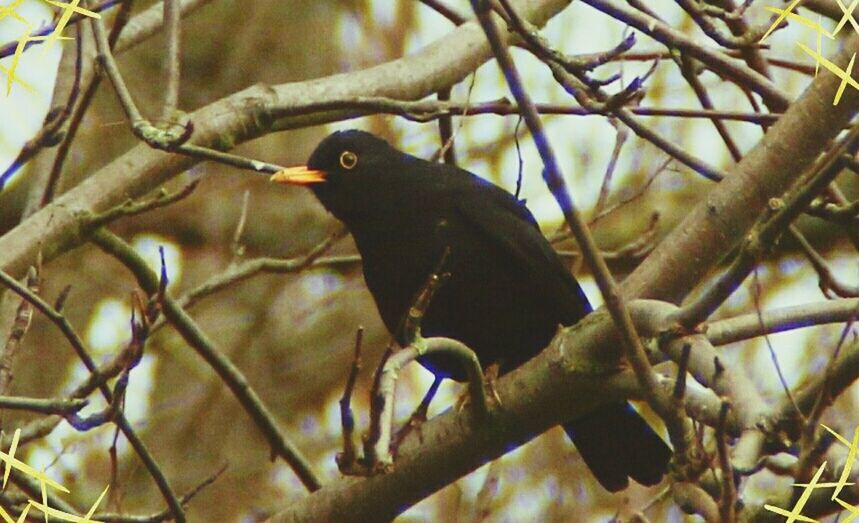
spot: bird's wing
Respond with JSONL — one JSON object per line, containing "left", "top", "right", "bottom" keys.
{"left": 454, "top": 184, "right": 592, "bottom": 323}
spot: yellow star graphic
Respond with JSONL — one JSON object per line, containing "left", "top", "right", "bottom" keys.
{"left": 821, "top": 425, "right": 859, "bottom": 500}
{"left": 833, "top": 496, "right": 859, "bottom": 523}
{"left": 1, "top": 428, "right": 19, "bottom": 489}
{"left": 27, "top": 484, "right": 108, "bottom": 523}
{"left": 832, "top": 0, "right": 859, "bottom": 37}
{"left": 40, "top": 0, "right": 100, "bottom": 51}
{"left": 796, "top": 43, "right": 859, "bottom": 105}
{"left": 0, "top": 0, "right": 27, "bottom": 24}
{"left": 763, "top": 6, "right": 834, "bottom": 38}
{"left": 4, "top": 30, "right": 71, "bottom": 95}
{"left": 764, "top": 461, "right": 828, "bottom": 522}
{"left": 0, "top": 503, "right": 31, "bottom": 523}
{"left": 0, "top": 432, "right": 69, "bottom": 494}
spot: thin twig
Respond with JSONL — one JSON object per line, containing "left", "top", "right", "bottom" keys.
{"left": 0, "top": 267, "right": 38, "bottom": 397}
{"left": 95, "top": 463, "right": 228, "bottom": 523}
{"left": 673, "top": 124, "right": 859, "bottom": 327}
{"left": 705, "top": 0, "right": 773, "bottom": 79}
{"left": 715, "top": 401, "right": 737, "bottom": 523}
{"left": 150, "top": 228, "right": 350, "bottom": 333}
{"left": 557, "top": 212, "right": 660, "bottom": 261}
{"left": 496, "top": 0, "right": 729, "bottom": 182}
{"left": 0, "top": 396, "right": 87, "bottom": 415}
{"left": 392, "top": 375, "right": 442, "bottom": 455}
{"left": 160, "top": 0, "right": 181, "bottom": 119}
{"left": 0, "top": 0, "right": 121, "bottom": 60}
{"left": 0, "top": 23, "right": 84, "bottom": 191}
{"left": 336, "top": 327, "right": 364, "bottom": 475}
{"left": 230, "top": 190, "right": 251, "bottom": 263}
{"left": 87, "top": 0, "right": 298, "bottom": 177}
{"left": 676, "top": 54, "right": 743, "bottom": 161}
{"left": 512, "top": 116, "right": 524, "bottom": 199}
{"left": 89, "top": 228, "right": 323, "bottom": 492}
{"left": 0, "top": 267, "right": 185, "bottom": 522}
{"left": 751, "top": 268, "right": 801, "bottom": 417}
{"left": 793, "top": 302, "right": 859, "bottom": 464}
{"left": 469, "top": 0, "right": 677, "bottom": 432}
{"left": 792, "top": 227, "right": 859, "bottom": 298}
{"left": 41, "top": 0, "right": 135, "bottom": 207}
{"left": 431, "top": 73, "right": 476, "bottom": 164}
{"left": 89, "top": 179, "right": 200, "bottom": 228}
{"left": 593, "top": 123, "right": 628, "bottom": 216}
{"left": 706, "top": 298, "right": 859, "bottom": 346}
{"left": 436, "top": 86, "right": 456, "bottom": 165}
{"left": 676, "top": 0, "right": 767, "bottom": 50}
{"left": 581, "top": 0, "right": 788, "bottom": 112}
{"left": 417, "top": 0, "right": 468, "bottom": 25}
{"left": 268, "top": 96, "right": 782, "bottom": 124}
{"left": 364, "top": 337, "right": 488, "bottom": 472}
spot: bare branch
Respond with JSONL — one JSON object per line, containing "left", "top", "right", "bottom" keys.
{"left": 89, "top": 227, "right": 323, "bottom": 492}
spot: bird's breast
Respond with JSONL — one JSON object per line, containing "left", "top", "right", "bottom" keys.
{"left": 349, "top": 215, "right": 450, "bottom": 336}
{"left": 348, "top": 211, "right": 564, "bottom": 380}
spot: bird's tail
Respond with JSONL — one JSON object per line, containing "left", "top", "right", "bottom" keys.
{"left": 563, "top": 402, "right": 672, "bottom": 492}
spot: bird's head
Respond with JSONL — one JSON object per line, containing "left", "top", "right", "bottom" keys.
{"left": 270, "top": 129, "right": 420, "bottom": 222}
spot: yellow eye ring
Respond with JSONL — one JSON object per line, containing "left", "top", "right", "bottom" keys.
{"left": 340, "top": 151, "right": 358, "bottom": 169}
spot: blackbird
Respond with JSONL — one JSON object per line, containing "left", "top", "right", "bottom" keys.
{"left": 272, "top": 129, "right": 671, "bottom": 491}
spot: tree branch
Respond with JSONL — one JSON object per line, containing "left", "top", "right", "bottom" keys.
{"left": 0, "top": 0, "right": 572, "bottom": 281}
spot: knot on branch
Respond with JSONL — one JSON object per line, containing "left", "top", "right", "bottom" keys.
{"left": 133, "top": 115, "right": 194, "bottom": 151}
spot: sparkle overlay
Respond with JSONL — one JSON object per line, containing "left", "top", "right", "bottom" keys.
{"left": 0, "top": 0, "right": 100, "bottom": 95}
{"left": 762, "top": 1, "right": 859, "bottom": 105}
{"left": 0, "top": 429, "right": 109, "bottom": 522}
{"left": 764, "top": 425, "right": 859, "bottom": 522}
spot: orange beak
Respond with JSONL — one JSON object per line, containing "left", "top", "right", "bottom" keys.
{"left": 270, "top": 166, "right": 327, "bottom": 185}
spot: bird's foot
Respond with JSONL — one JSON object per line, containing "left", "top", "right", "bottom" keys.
{"left": 484, "top": 363, "right": 503, "bottom": 407}
{"left": 391, "top": 375, "right": 442, "bottom": 457}
{"left": 454, "top": 363, "right": 503, "bottom": 412}
{"left": 391, "top": 408, "right": 429, "bottom": 458}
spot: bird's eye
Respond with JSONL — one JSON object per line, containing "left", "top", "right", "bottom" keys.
{"left": 339, "top": 151, "right": 358, "bottom": 170}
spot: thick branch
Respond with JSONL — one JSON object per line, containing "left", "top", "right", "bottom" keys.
{"left": 0, "top": 0, "right": 572, "bottom": 280}
{"left": 267, "top": 32, "right": 859, "bottom": 522}
{"left": 621, "top": 33, "right": 859, "bottom": 303}
{"left": 268, "top": 302, "right": 676, "bottom": 523}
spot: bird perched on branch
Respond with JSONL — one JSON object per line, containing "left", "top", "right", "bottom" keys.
{"left": 271, "top": 129, "right": 671, "bottom": 491}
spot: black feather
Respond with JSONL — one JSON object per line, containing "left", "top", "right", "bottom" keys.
{"left": 286, "top": 130, "right": 672, "bottom": 491}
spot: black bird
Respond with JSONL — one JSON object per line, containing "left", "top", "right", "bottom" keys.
{"left": 272, "top": 129, "right": 671, "bottom": 491}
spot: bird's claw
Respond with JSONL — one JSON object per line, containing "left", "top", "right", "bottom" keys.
{"left": 484, "top": 363, "right": 503, "bottom": 407}
{"left": 454, "top": 363, "right": 503, "bottom": 413}
{"left": 391, "top": 409, "right": 429, "bottom": 457}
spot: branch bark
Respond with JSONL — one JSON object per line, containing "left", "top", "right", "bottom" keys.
{"left": 622, "top": 33, "right": 859, "bottom": 303}
{"left": 0, "top": 0, "right": 571, "bottom": 280}
{"left": 267, "top": 302, "right": 672, "bottom": 523}
{"left": 267, "top": 31, "right": 859, "bottom": 523}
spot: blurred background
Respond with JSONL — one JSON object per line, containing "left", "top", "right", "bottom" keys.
{"left": 0, "top": 0, "right": 857, "bottom": 520}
